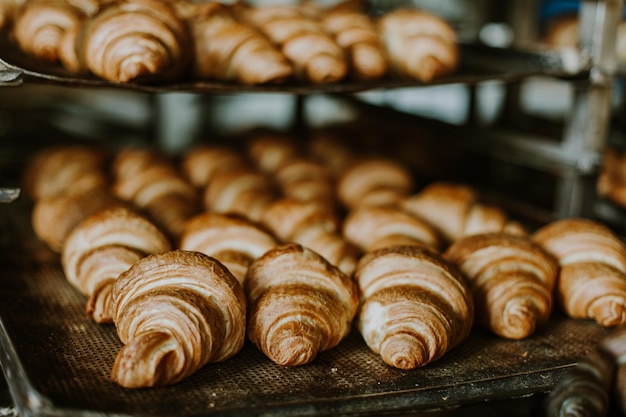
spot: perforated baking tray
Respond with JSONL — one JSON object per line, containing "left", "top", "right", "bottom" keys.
{"left": 0, "top": 198, "right": 609, "bottom": 417}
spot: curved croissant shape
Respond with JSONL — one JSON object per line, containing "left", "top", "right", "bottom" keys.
{"left": 533, "top": 218, "right": 626, "bottom": 327}
{"left": 110, "top": 250, "right": 246, "bottom": 388}
{"left": 236, "top": 3, "right": 347, "bottom": 84}
{"left": 182, "top": 1, "right": 293, "bottom": 85}
{"left": 336, "top": 157, "right": 414, "bottom": 210}
{"left": 260, "top": 198, "right": 357, "bottom": 276}
{"left": 62, "top": 207, "right": 171, "bottom": 323}
{"left": 245, "top": 243, "right": 358, "bottom": 366}
{"left": 179, "top": 211, "right": 278, "bottom": 284}
{"left": 342, "top": 204, "right": 442, "bottom": 253}
{"left": 181, "top": 145, "right": 247, "bottom": 189}
{"left": 273, "top": 157, "right": 336, "bottom": 208}
{"left": 377, "top": 8, "right": 458, "bottom": 82}
{"left": 401, "top": 181, "right": 527, "bottom": 244}
{"left": 245, "top": 128, "right": 300, "bottom": 174}
{"left": 76, "top": 0, "right": 191, "bottom": 83}
{"left": 445, "top": 233, "right": 558, "bottom": 339}
{"left": 23, "top": 144, "right": 110, "bottom": 201}
{"left": 355, "top": 245, "right": 473, "bottom": 370}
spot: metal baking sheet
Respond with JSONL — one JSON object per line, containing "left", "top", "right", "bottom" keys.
{"left": 0, "top": 37, "right": 590, "bottom": 93}
{"left": 0, "top": 198, "right": 609, "bottom": 417}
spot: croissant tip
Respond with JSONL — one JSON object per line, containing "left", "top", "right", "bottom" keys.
{"left": 380, "top": 334, "right": 427, "bottom": 370}
{"left": 591, "top": 301, "right": 626, "bottom": 327}
{"left": 268, "top": 335, "right": 319, "bottom": 366}
{"left": 498, "top": 302, "right": 541, "bottom": 340}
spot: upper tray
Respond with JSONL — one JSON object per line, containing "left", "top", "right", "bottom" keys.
{"left": 0, "top": 39, "right": 591, "bottom": 94}
{"left": 0, "top": 198, "right": 609, "bottom": 417}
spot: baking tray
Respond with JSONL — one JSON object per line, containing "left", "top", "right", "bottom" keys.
{"left": 0, "top": 197, "right": 609, "bottom": 417}
{"left": 0, "top": 37, "right": 590, "bottom": 94}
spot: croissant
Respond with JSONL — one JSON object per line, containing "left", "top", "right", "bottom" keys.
{"left": 342, "top": 204, "right": 442, "bottom": 253}
{"left": 260, "top": 198, "right": 358, "bottom": 276}
{"left": 245, "top": 128, "right": 300, "bottom": 174}
{"left": 532, "top": 218, "right": 626, "bottom": 327}
{"left": 245, "top": 243, "right": 358, "bottom": 366}
{"left": 320, "top": 1, "right": 388, "bottom": 80}
{"left": 11, "top": 0, "right": 99, "bottom": 71}
{"left": 445, "top": 233, "right": 558, "bottom": 339}
{"left": 111, "top": 147, "right": 200, "bottom": 239}
{"left": 179, "top": 211, "right": 278, "bottom": 284}
{"left": 377, "top": 8, "right": 458, "bottom": 82}
{"left": 272, "top": 157, "right": 336, "bottom": 208}
{"left": 542, "top": 347, "right": 615, "bottom": 417}
{"left": 597, "top": 147, "right": 626, "bottom": 208}
{"left": 0, "top": 0, "right": 25, "bottom": 32}
{"left": 110, "top": 250, "right": 246, "bottom": 388}
{"left": 75, "top": 0, "right": 191, "bottom": 83}
{"left": 203, "top": 167, "right": 277, "bottom": 223}
{"left": 235, "top": 3, "right": 348, "bottom": 84}
{"left": 31, "top": 187, "right": 127, "bottom": 252}
{"left": 401, "top": 181, "right": 527, "bottom": 244}
{"left": 355, "top": 244, "right": 473, "bottom": 370}
{"left": 336, "top": 157, "right": 414, "bottom": 210}
{"left": 306, "top": 127, "right": 354, "bottom": 177}
{"left": 180, "top": 1, "right": 293, "bottom": 85}
{"left": 180, "top": 144, "right": 247, "bottom": 189}
{"left": 62, "top": 206, "right": 171, "bottom": 323}
{"left": 23, "top": 144, "right": 110, "bottom": 201}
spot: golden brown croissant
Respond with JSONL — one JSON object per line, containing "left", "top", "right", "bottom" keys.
{"left": 355, "top": 244, "right": 473, "bottom": 370}
{"left": 203, "top": 167, "right": 278, "bottom": 223}
{"left": 342, "top": 204, "right": 442, "bottom": 253}
{"left": 336, "top": 157, "right": 414, "bottom": 210}
{"left": 401, "top": 181, "right": 527, "bottom": 245}
{"left": 235, "top": 3, "right": 348, "bottom": 84}
{"left": 179, "top": 211, "right": 278, "bottom": 284}
{"left": 11, "top": 0, "right": 100, "bottom": 71}
{"left": 31, "top": 187, "right": 127, "bottom": 252}
{"left": 445, "top": 233, "right": 558, "bottom": 339}
{"left": 320, "top": 1, "right": 388, "bottom": 80}
{"left": 111, "top": 147, "right": 200, "bottom": 239}
{"left": 180, "top": 1, "right": 293, "bottom": 85}
{"left": 245, "top": 128, "right": 300, "bottom": 174}
{"left": 272, "top": 157, "right": 336, "bottom": 208}
{"left": 180, "top": 144, "right": 248, "bottom": 189}
{"left": 260, "top": 198, "right": 357, "bottom": 276}
{"left": 377, "top": 8, "right": 458, "bottom": 82}
{"left": 23, "top": 144, "right": 110, "bottom": 201}
{"left": 245, "top": 243, "right": 358, "bottom": 366}
{"left": 62, "top": 206, "right": 171, "bottom": 323}
{"left": 532, "top": 218, "right": 626, "bottom": 327}
{"left": 110, "top": 250, "right": 246, "bottom": 388}
{"left": 75, "top": 0, "right": 191, "bottom": 83}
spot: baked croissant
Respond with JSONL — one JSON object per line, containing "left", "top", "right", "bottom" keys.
{"left": 23, "top": 144, "right": 110, "bottom": 201}
{"left": 377, "top": 8, "right": 458, "bottom": 82}
{"left": 245, "top": 128, "right": 300, "bottom": 175}
{"left": 179, "top": 211, "right": 278, "bottom": 284}
{"left": 31, "top": 187, "right": 127, "bottom": 252}
{"left": 180, "top": 1, "right": 293, "bottom": 85}
{"left": 260, "top": 198, "right": 358, "bottom": 276}
{"left": 342, "top": 204, "right": 442, "bottom": 253}
{"left": 445, "top": 233, "right": 558, "bottom": 339}
{"left": 532, "top": 218, "right": 626, "bottom": 327}
{"left": 235, "top": 3, "right": 348, "bottom": 84}
{"left": 401, "top": 181, "right": 527, "bottom": 244}
{"left": 272, "top": 157, "right": 336, "bottom": 208}
{"left": 110, "top": 250, "right": 246, "bottom": 388}
{"left": 76, "top": 0, "right": 191, "bottom": 83}
{"left": 597, "top": 147, "right": 626, "bottom": 208}
{"left": 0, "top": 0, "right": 25, "bottom": 32}
{"left": 355, "top": 244, "right": 473, "bottom": 370}
{"left": 62, "top": 206, "right": 171, "bottom": 323}
{"left": 180, "top": 144, "right": 247, "bottom": 189}
{"left": 245, "top": 243, "right": 358, "bottom": 366}
{"left": 336, "top": 157, "right": 414, "bottom": 210}
{"left": 320, "top": 1, "right": 388, "bottom": 80}
{"left": 11, "top": 0, "right": 99, "bottom": 71}
{"left": 111, "top": 147, "right": 199, "bottom": 239}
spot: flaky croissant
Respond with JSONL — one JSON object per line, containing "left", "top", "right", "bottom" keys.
{"left": 179, "top": 211, "right": 278, "bottom": 284}
{"left": 180, "top": 1, "right": 293, "bottom": 85}
{"left": 62, "top": 206, "right": 171, "bottom": 323}
{"left": 355, "top": 244, "right": 473, "bottom": 370}
{"left": 272, "top": 157, "right": 336, "bottom": 208}
{"left": 260, "top": 198, "right": 358, "bottom": 276}
{"left": 180, "top": 144, "right": 247, "bottom": 189}
{"left": 377, "top": 8, "right": 458, "bottom": 82}
{"left": 245, "top": 128, "right": 300, "bottom": 174}
{"left": 533, "top": 218, "right": 626, "bottom": 327}
{"left": 445, "top": 233, "right": 558, "bottom": 339}
{"left": 110, "top": 250, "right": 246, "bottom": 388}
{"left": 75, "top": 0, "right": 191, "bottom": 83}
{"left": 235, "top": 3, "right": 348, "bottom": 84}
{"left": 245, "top": 243, "right": 358, "bottom": 366}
